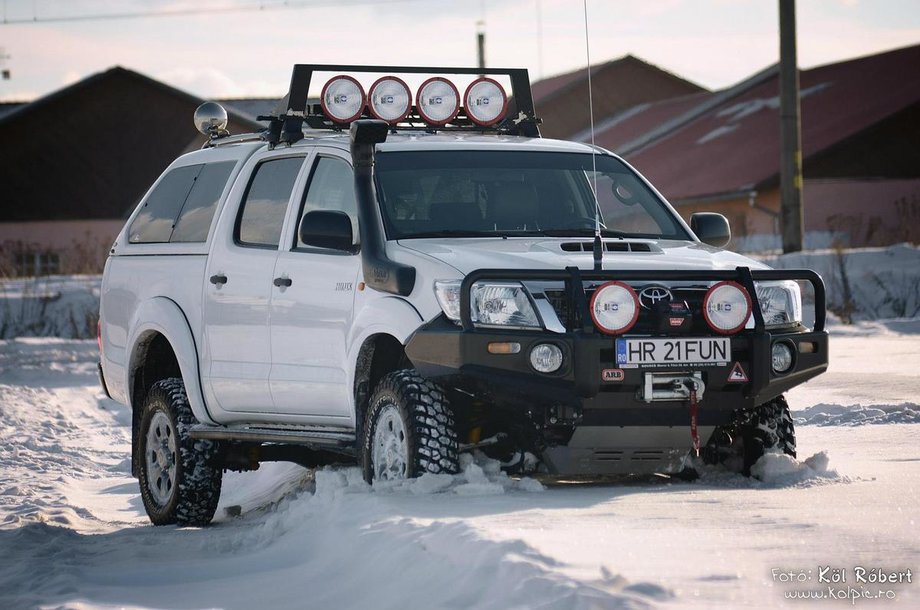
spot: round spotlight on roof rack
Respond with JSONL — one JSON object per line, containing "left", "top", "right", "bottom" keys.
{"left": 464, "top": 77, "right": 508, "bottom": 126}
{"left": 416, "top": 77, "right": 460, "bottom": 126}
{"left": 321, "top": 75, "right": 366, "bottom": 124}
{"left": 368, "top": 76, "right": 412, "bottom": 125}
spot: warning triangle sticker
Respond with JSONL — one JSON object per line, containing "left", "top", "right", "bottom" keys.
{"left": 726, "top": 362, "right": 749, "bottom": 383}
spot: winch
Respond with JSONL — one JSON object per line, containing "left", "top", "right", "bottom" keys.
{"left": 640, "top": 372, "right": 705, "bottom": 403}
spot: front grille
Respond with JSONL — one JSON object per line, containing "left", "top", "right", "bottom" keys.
{"left": 545, "top": 284, "right": 712, "bottom": 335}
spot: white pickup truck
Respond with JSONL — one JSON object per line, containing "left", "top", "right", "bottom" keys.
{"left": 99, "top": 64, "right": 828, "bottom": 526}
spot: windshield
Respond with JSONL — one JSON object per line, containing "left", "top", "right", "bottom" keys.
{"left": 375, "top": 150, "right": 690, "bottom": 240}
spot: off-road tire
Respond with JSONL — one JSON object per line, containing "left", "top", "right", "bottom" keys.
{"left": 362, "top": 370, "right": 460, "bottom": 484}
{"left": 703, "top": 395, "right": 796, "bottom": 476}
{"left": 137, "top": 378, "right": 223, "bottom": 526}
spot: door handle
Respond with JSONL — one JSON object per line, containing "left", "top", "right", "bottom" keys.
{"left": 273, "top": 276, "right": 293, "bottom": 288}
{"left": 209, "top": 274, "right": 228, "bottom": 286}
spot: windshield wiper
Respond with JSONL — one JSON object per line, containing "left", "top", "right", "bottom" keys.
{"left": 400, "top": 229, "right": 507, "bottom": 239}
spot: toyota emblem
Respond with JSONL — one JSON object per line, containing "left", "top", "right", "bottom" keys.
{"left": 639, "top": 286, "right": 673, "bottom": 309}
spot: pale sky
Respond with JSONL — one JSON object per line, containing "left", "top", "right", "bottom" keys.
{"left": 0, "top": 0, "right": 919, "bottom": 102}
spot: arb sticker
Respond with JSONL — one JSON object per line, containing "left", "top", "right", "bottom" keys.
{"left": 602, "top": 368, "right": 625, "bottom": 382}
{"left": 726, "top": 362, "right": 749, "bottom": 383}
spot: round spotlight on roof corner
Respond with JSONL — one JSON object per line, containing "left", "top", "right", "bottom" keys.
{"left": 194, "top": 102, "right": 228, "bottom": 136}
{"left": 416, "top": 77, "right": 460, "bottom": 126}
{"left": 464, "top": 77, "right": 508, "bottom": 126}
{"left": 703, "top": 281, "right": 752, "bottom": 334}
{"left": 320, "top": 75, "right": 366, "bottom": 124}
{"left": 368, "top": 76, "right": 412, "bottom": 124}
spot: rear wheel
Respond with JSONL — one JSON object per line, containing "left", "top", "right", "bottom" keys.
{"left": 137, "top": 378, "right": 222, "bottom": 526}
{"left": 703, "top": 395, "right": 796, "bottom": 476}
{"left": 362, "top": 370, "right": 460, "bottom": 484}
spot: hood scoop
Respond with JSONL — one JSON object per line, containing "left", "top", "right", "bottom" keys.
{"left": 560, "top": 241, "right": 658, "bottom": 253}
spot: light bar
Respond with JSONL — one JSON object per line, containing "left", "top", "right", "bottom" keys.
{"left": 416, "top": 77, "right": 460, "bottom": 126}
{"left": 368, "top": 76, "right": 412, "bottom": 124}
{"left": 464, "top": 77, "right": 508, "bottom": 126}
{"left": 321, "top": 75, "right": 366, "bottom": 124}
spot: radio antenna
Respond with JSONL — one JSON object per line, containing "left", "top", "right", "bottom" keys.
{"left": 583, "top": 0, "right": 603, "bottom": 271}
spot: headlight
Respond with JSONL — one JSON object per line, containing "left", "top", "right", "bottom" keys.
{"left": 434, "top": 280, "right": 542, "bottom": 328}
{"left": 471, "top": 282, "right": 541, "bottom": 328}
{"left": 756, "top": 280, "right": 803, "bottom": 329}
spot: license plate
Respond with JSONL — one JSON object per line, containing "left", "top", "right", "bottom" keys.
{"left": 616, "top": 337, "right": 730, "bottom": 366}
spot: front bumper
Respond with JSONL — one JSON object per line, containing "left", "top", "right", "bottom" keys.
{"left": 405, "top": 265, "right": 829, "bottom": 475}
{"left": 407, "top": 316, "right": 828, "bottom": 427}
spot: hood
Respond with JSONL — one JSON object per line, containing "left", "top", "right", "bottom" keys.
{"left": 395, "top": 237, "right": 767, "bottom": 276}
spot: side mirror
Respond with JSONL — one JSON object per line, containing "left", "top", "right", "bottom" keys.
{"left": 299, "top": 210, "right": 355, "bottom": 252}
{"left": 690, "top": 212, "right": 731, "bottom": 248}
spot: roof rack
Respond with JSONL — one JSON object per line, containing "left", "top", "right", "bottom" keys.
{"left": 260, "top": 64, "right": 541, "bottom": 145}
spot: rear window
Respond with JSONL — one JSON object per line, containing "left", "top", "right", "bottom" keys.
{"left": 128, "top": 161, "right": 235, "bottom": 244}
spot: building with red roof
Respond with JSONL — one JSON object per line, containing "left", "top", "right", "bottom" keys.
{"left": 585, "top": 44, "right": 920, "bottom": 250}
{"left": 532, "top": 54, "right": 707, "bottom": 141}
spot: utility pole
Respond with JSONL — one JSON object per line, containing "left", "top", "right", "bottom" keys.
{"left": 476, "top": 21, "right": 486, "bottom": 72}
{"left": 779, "top": 0, "right": 804, "bottom": 252}
{"left": 0, "top": 47, "right": 10, "bottom": 80}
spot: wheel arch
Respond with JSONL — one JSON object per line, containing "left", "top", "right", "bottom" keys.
{"left": 126, "top": 297, "right": 214, "bottom": 475}
{"left": 348, "top": 296, "right": 425, "bottom": 440}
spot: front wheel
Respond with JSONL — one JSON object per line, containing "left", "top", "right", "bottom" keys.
{"left": 361, "top": 370, "right": 460, "bottom": 484}
{"left": 703, "top": 395, "right": 796, "bottom": 476}
{"left": 137, "top": 378, "right": 223, "bottom": 526}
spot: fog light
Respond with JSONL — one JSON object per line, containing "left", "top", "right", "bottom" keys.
{"left": 771, "top": 342, "right": 794, "bottom": 373}
{"left": 530, "top": 343, "right": 563, "bottom": 373}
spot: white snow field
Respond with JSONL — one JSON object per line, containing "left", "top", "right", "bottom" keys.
{"left": 1, "top": 319, "right": 918, "bottom": 609}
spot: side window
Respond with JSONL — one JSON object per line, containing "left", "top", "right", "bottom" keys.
{"left": 236, "top": 156, "right": 305, "bottom": 248}
{"left": 128, "top": 165, "right": 201, "bottom": 243}
{"left": 296, "top": 156, "right": 358, "bottom": 249}
{"left": 171, "top": 161, "right": 236, "bottom": 242}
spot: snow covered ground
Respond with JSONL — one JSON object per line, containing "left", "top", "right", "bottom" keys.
{"left": 1, "top": 318, "right": 918, "bottom": 609}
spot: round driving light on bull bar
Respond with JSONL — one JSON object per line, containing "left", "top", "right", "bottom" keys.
{"left": 368, "top": 76, "right": 412, "bottom": 124}
{"left": 416, "top": 77, "right": 460, "bottom": 125}
{"left": 530, "top": 343, "right": 563, "bottom": 373}
{"left": 771, "top": 341, "right": 794, "bottom": 374}
{"left": 321, "top": 75, "right": 366, "bottom": 124}
{"left": 703, "top": 281, "right": 752, "bottom": 334}
{"left": 590, "top": 281, "right": 640, "bottom": 335}
{"left": 464, "top": 77, "right": 508, "bottom": 126}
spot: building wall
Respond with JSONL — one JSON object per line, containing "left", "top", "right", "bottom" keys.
{"left": 0, "top": 219, "right": 123, "bottom": 276}
{"left": 671, "top": 178, "right": 920, "bottom": 252}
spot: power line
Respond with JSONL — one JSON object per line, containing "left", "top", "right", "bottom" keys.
{"left": 1, "top": 0, "right": 425, "bottom": 25}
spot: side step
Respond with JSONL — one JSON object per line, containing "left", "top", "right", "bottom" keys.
{"left": 190, "top": 424, "right": 356, "bottom": 449}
